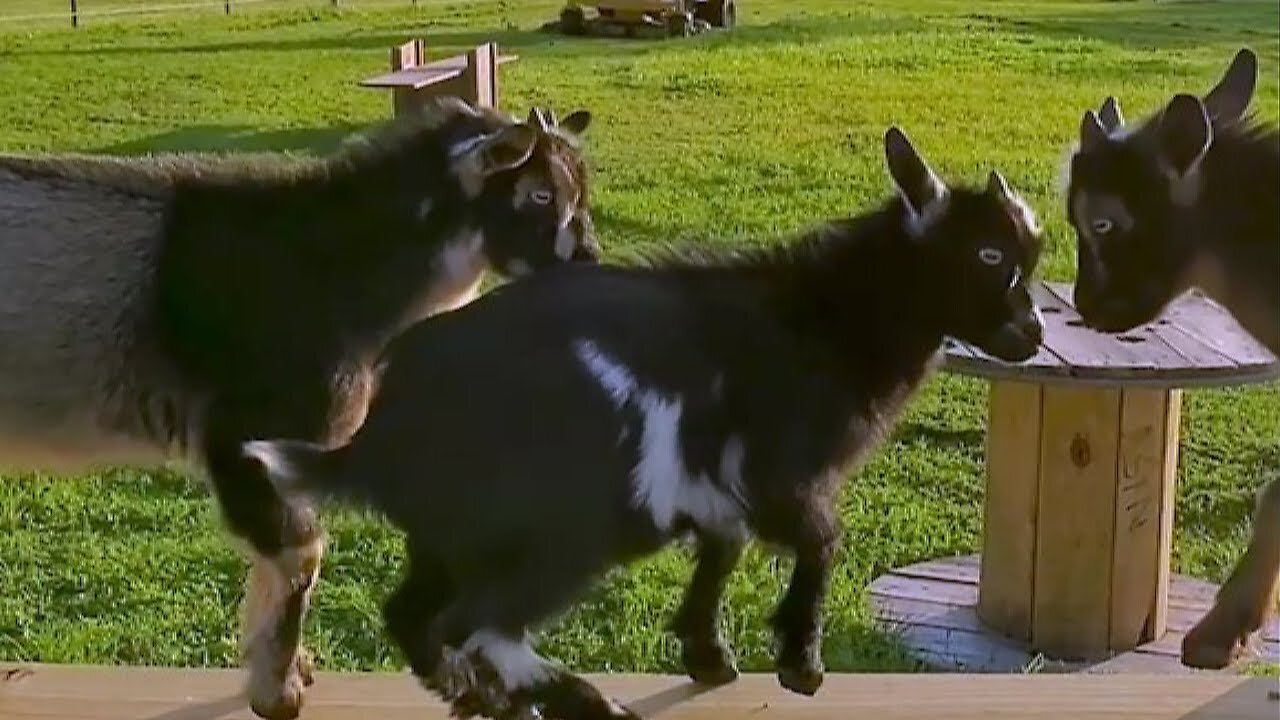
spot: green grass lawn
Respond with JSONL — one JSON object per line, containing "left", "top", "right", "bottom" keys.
{"left": 0, "top": 0, "right": 1277, "bottom": 677}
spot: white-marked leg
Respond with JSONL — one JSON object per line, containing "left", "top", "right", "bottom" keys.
{"left": 241, "top": 537, "right": 325, "bottom": 720}
{"left": 448, "top": 628, "right": 641, "bottom": 720}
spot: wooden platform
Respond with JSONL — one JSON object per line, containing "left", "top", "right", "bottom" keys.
{"left": 2, "top": 663, "right": 1278, "bottom": 720}
{"left": 868, "top": 554, "right": 1280, "bottom": 673}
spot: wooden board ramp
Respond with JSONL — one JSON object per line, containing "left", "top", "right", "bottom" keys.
{"left": 2, "top": 664, "right": 1277, "bottom": 720}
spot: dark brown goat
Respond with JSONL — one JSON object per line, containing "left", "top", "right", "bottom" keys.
{"left": 245, "top": 126, "right": 1045, "bottom": 720}
{"left": 1065, "top": 47, "right": 1279, "bottom": 670}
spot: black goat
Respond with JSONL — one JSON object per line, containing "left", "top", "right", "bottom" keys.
{"left": 1066, "top": 47, "right": 1279, "bottom": 670}
{"left": 0, "top": 98, "right": 596, "bottom": 720}
{"left": 245, "top": 126, "right": 1045, "bottom": 720}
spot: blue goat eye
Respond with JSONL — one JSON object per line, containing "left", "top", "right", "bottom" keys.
{"left": 1091, "top": 218, "right": 1114, "bottom": 235}
{"left": 531, "top": 190, "right": 553, "bottom": 205}
{"left": 978, "top": 247, "right": 1004, "bottom": 266}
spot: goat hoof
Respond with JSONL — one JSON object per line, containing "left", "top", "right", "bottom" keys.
{"left": 1180, "top": 596, "right": 1262, "bottom": 670}
{"left": 248, "top": 675, "right": 305, "bottom": 720}
{"left": 453, "top": 681, "right": 511, "bottom": 718}
{"left": 681, "top": 642, "right": 739, "bottom": 686}
{"left": 1181, "top": 625, "right": 1245, "bottom": 670}
{"left": 497, "top": 700, "right": 542, "bottom": 720}
{"left": 247, "top": 656, "right": 309, "bottom": 720}
{"left": 435, "top": 648, "right": 479, "bottom": 701}
{"left": 294, "top": 648, "right": 316, "bottom": 687}
{"left": 777, "top": 664, "right": 823, "bottom": 696}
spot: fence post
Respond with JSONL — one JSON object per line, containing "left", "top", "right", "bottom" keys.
{"left": 70, "top": 0, "right": 78, "bottom": 28}
{"left": 225, "top": 1, "right": 231, "bottom": 14}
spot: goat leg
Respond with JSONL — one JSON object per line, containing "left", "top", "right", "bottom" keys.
{"left": 1182, "top": 475, "right": 1280, "bottom": 669}
{"left": 768, "top": 509, "right": 838, "bottom": 696}
{"left": 669, "top": 533, "right": 744, "bottom": 685}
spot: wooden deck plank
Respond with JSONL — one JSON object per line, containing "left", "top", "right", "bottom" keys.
{"left": 2, "top": 664, "right": 1277, "bottom": 720}
{"left": 871, "top": 557, "right": 1280, "bottom": 644}
{"left": 868, "top": 556, "right": 1280, "bottom": 676}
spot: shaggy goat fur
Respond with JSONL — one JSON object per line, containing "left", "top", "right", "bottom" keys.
{"left": 1065, "top": 47, "right": 1279, "bottom": 670}
{"left": 0, "top": 97, "right": 598, "bottom": 720}
{"left": 246, "top": 127, "right": 1045, "bottom": 720}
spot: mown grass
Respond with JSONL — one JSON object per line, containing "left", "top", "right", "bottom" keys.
{"left": 0, "top": 0, "right": 1277, "bottom": 676}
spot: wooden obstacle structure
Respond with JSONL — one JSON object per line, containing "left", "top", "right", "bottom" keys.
{"left": 871, "top": 281, "right": 1280, "bottom": 672}
{"left": 3, "top": 664, "right": 1277, "bottom": 719}
{"left": 359, "top": 39, "right": 519, "bottom": 117}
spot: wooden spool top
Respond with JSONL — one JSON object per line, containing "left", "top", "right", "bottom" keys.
{"left": 944, "top": 281, "right": 1280, "bottom": 389}
{"left": 360, "top": 53, "right": 519, "bottom": 90}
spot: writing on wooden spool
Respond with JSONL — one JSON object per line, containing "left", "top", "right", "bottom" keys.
{"left": 1070, "top": 433, "right": 1092, "bottom": 468}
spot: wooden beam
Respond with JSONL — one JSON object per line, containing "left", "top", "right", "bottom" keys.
{"left": 2, "top": 664, "right": 1276, "bottom": 719}
{"left": 977, "top": 380, "right": 1043, "bottom": 642}
{"left": 1032, "top": 386, "right": 1122, "bottom": 659}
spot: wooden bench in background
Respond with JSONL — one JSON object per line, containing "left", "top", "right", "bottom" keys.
{"left": 2, "top": 664, "right": 1277, "bottom": 719}
{"left": 870, "top": 281, "right": 1280, "bottom": 673}
{"left": 359, "top": 39, "right": 519, "bottom": 117}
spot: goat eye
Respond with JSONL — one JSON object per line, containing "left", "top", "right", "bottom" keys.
{"left": 1091, "top": 217, "right": 1114, "bottom": 236}
{"left": 978, "top": 247, "right": 1004, "bottom": 266}
{"left": 530, "top": 190, "right": 553, "bottom": 205}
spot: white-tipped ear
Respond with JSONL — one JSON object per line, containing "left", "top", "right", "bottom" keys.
{"left": 1098, "top": 96, "right": 1124, "bottom": 133}
{"left": 989, "top": 170, "right": 1041, "bottom": 236}
{"left": 526, "top": 107, "right": 552, "bottom": 134}
{"left": 1079, "top": 109, "right": 1109, "bottom": 152}
{"left": 1158, "top": 94, "right": 1212, "bottom": 177}
{"left": 884, "top": 126, "right": 948, "bottom": 233}
{"left": 1203, "top": 47, "right": 1257, "bottom": 124}
{"left": 987, "top": 170, "right": 1012, "bottom": 200}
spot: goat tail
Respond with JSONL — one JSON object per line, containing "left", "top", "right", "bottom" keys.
{"left": 242, "top": 439, "right": 353, "bottom": 503}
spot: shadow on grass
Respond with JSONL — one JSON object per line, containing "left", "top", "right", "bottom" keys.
{"left": 0, "top": 12, "right": 935, "bottom": 62}
{"left": 0, "top": 25, "right": 673, "bottom": 60}
{"left": 890, "top": 421, "right": 984, "bottom": 451}
{"left": 91, "top": 123, "right": 363, "bottom": 155}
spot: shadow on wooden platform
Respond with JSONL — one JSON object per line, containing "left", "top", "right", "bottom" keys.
{"left": 2, "top": 663, "right": 1278, "bottom": 719}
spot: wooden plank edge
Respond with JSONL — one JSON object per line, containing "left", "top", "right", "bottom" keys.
{"left": 360, "top": 54, "right": 520, "bottom": 88}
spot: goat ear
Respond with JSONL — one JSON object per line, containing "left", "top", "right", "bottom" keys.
{"left": 884, "top": 126, "right": 947, "bottom": 223}
{"left": 526, "top": 107, "right": 552, "bottom": 134}
{"left": 559, "top": 110, "right": 592, "bottom": 136}
{"left": 1158, "top": 94, "right": 1212, "bottom": 177}
{"left": 1203, "top": 47, "right": 1256, "bottom": 124}
{"left": 475, "top": 124, "right": 538, "bottom": 176}
{"left": 987, "top": 170, "right": 1012, "bottom": 200}
{"left": 1098, "top": 96, "right": 1124, "bottom": 133}
{"left": 1079, "top": 109, "right": 1109, "bottom": 152}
